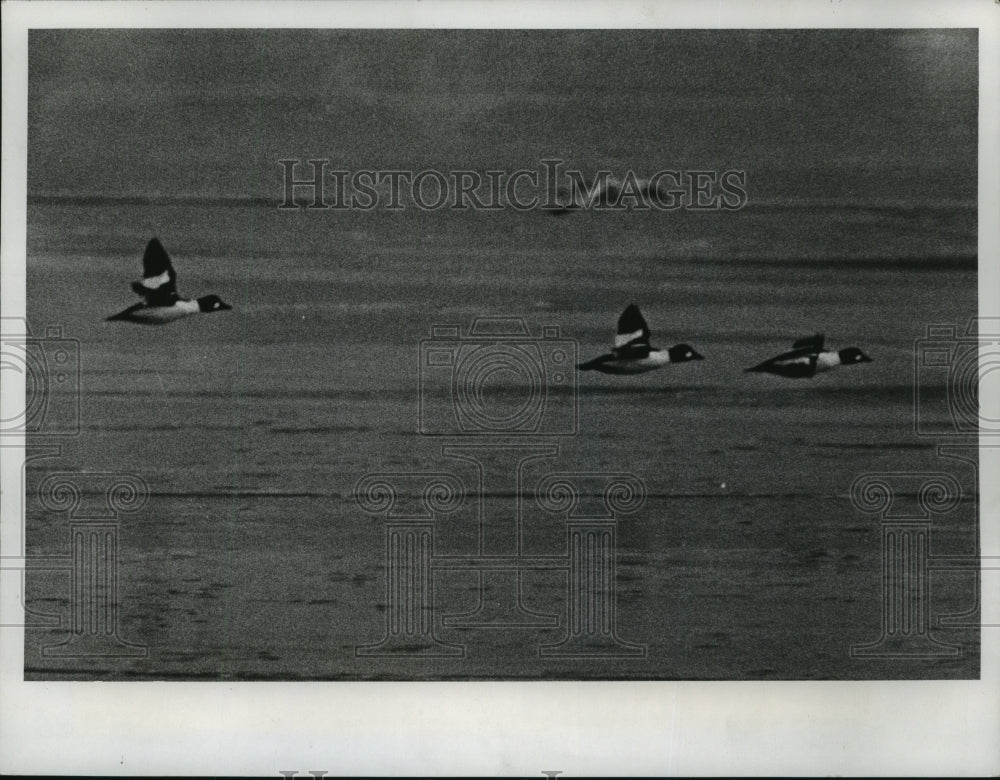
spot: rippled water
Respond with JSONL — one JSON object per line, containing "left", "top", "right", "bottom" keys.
{"left": 23, "top": 199, "right": 979, "bottom": 679}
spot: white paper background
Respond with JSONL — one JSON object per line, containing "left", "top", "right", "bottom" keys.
{"left": 1, "top": 1, "right": 997, "bottom": 775}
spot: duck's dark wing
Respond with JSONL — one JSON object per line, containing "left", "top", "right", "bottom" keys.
{"left": 746, "top": 347, "right": 819, "bottom": 377}
{"left": 613, "top": 304, "right": 652, "bottom": 358}
{"left": 614, "top": 342, "right": 652, "bottom": 360}
{"left": 106, "top": 303, "right": 146, "bottom": 322}
{"left": 131, "top": 238, "right": 179, "bottom": 306}
{"left": 577, "top": 352, "right": 615, "bottom": 371}
{"left": 792, "top": 334, "right": 824, "bottom": 351}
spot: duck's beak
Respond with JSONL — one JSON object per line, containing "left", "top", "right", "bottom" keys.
{"left": 861, "top": 354, "right": 873, "bottom": 363}
{"left": 219, "top": 301, "right": 233, "bottom": 311}
{"left": 692, "top": 351, "right": 705, "bottom": 360}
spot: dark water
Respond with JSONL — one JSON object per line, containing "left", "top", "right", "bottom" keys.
{"left": 23, "top": 199, "right": 979, "bottom": 679}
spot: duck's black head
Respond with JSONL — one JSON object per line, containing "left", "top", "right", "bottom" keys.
{"left": 838, "top": 347, "right": 872, "bottom": 365}
{"left": 668, "top": 344, "right": 705, "bottom": 363}
{"left": 197, "top": 295, "right": 232, "bottom": 313}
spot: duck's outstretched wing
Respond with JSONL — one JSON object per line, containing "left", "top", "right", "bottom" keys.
{"left": 746, "top": 349, "right": 819, "bottom": 377}
{"left": 106, "top": 303, "right": 145, "bottom": 322}
{"left": 612, "top": 303, "right": 652, "bottom": 359}
{"left": 131, "top": 238, "right": 179, "bottom": 306}
{"left": 792, "top": 333, "right": 824, "bottom": 351}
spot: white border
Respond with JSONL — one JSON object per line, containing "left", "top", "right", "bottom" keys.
{"left": 2, "top": 1, "right": 998, "bottom": 776}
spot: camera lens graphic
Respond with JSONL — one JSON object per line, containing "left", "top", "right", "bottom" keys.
{"left": 454, "top": 343, "right": 544, "bottom": 432}
{"left": 948, "top": 343, "right": 1000, "bottom": 431}
{"left": 0, "top": 342, "right": 48, "bottom": 432}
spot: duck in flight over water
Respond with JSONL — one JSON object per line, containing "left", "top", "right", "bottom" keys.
{"left": 745, "top": 334, "right": 872, "bottom": 378}
{"left": 577, "top": 304, "right": 704, "bottom": 374}
{"left": 106, "top": 238, "right": 232, "bottom": 325}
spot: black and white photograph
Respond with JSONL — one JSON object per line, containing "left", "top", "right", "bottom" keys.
{"left": 1, "top": 0, "right": 998, "bottom": 776}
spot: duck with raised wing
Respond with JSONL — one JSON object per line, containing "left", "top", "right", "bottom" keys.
{"left": 577, "top": 304, "right": 704, "bottom": 374}
{"left": 106, "top": 238, "right": 231, "bottom": 324}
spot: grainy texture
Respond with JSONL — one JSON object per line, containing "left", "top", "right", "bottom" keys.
{"left": 23, "top": 29, "right": 978, "bottom": 680}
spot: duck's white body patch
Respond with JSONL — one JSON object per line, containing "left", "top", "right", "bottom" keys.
{"left": 128, "top": 299, "right": 200, "bottom": 324}
{"left": 815, "top": 351, "right": 842, "bottom": 372}
{"left": 594, "top": 350, "right": 672, "bottom": 374}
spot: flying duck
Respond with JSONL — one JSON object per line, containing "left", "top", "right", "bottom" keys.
{"left": 577, "top": 304, "right": 704, "bottom": 374}
{"left": 745, "top": 334, "right": 872, "bottom": 378}
{"left": 106, "top": 238, "right": 231, "bottom": 324}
